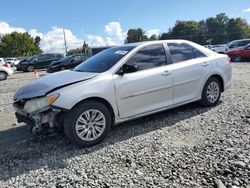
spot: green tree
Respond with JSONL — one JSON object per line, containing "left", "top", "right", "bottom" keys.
{"left": 205, "top": 13, "right": 229, "bottom": 44}
{"left": 0, "top": 32, "right": 42, "bottom": 57}
{"left": 227, "top": 18, "right": 249, "bottom": 41}
{"left": 66, "top": 41, "right": 91, "bottom": 56}
{"left": 148, "top": 34, "right": 159, "bottom": 41}
{"left": 125, "top": 28, "right": 148, "bottom": 43}
{"left": 34, "top": 36, "right": 41, "bottom": 46}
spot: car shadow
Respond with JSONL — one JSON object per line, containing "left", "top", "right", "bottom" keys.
{"left": 0, "top": 101, "right": 219, "bottom": 181}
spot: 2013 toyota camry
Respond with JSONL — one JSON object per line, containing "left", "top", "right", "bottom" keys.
{"left": 13, "top": 40, "right": 232, "bottom": 147}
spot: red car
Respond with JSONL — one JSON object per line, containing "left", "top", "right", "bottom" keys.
{"left": 227, "top": 44, "right": 250, "bottom": 62}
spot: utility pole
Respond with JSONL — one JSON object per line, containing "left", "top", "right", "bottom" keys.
{"left": 63, "top": 28, "right": 68, "bottom": 54}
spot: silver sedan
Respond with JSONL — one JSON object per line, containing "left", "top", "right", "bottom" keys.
{"left": 13, "top": 40, "right": 232, "bottom": 147}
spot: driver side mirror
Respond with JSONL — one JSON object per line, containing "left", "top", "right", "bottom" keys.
{"left": 117, "top": 64, "right": 138, "bottom": 75}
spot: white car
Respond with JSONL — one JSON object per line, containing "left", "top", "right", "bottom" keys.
{"left": 4, "top": 58, "right": 20, "bottom": 67}
{"left": 13, "top": 40, "right": 232, "bottom": 147}
{"left": 212, "top": 39, "right": 250, "bottom": 54}
{"left": 0, "top": 63, "right": 14, "bottom": 80}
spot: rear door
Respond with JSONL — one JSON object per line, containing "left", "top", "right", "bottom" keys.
{"left": 167, "top": 42, "right": 210, "bottom": 104}
{"left": 113, "top": 44, "right": 173, "bottom": 119}
{"left": 241, "top": 45, "right": 250, "bottom": 58}
{"left": 36, "top": 54, "right": 57, "bottom": 68}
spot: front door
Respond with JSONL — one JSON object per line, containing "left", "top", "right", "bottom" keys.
{"left": 113, "top": 44, "right": 173, "bottom": 119}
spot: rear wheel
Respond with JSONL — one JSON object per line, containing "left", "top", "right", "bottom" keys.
{"left": 60, "top": 66, "right": 66, "bottom": 71}
{"left": 26, "top": 65, "right": 35, "bottom": 72}
{"left": 0, "top": 71, "right": 7, "bottom": 81}
{"left": 199, "top": 77, "right": 221, "bottom": 107}
{"left": 233, "top": 55, "right": 242, "bottom": 62}
{"left": 64, "top": 100, "right": 112, "bottom": 147}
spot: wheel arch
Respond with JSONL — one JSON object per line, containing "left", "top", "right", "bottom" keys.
{"left": 72, "top": 96, "right": 116, "bottom": 125}
{"left": 208, "top": 74, "right": 224, "bottom": 92}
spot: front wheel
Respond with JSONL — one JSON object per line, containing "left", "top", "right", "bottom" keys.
{"left": 199, "top": 77, "right": 221, "bottom": 107}
{"left": 64, "top": 100, "right": 112, "bottom": 147}
{"left": 26, "top": 65, "right": 35, "bottom": 72}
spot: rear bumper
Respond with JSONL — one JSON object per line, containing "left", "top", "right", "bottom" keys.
{"left": 7, "top": 68, "right": 14, "bottom": 75}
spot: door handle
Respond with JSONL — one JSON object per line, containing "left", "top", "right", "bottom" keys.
{"left": 161, "top": 70, "right": 171, "bottom": 76}
{"left": 202, "top": 62, "right": 209, "bottom": 67}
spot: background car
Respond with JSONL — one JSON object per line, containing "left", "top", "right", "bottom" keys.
{"left": 212, "top": 39, "right": 250, "bottom": 54}
{"left": 0, "top": 63, "right": 13, "bottom": 81}
{"left": 17, "top": 53, "right": 64, "bottom": 72}
{"left": 47, "top": 54, "right": 88, "bottom": 73}
{"left": 0, "top": 58, "right": 6, "bottom": 65}
{"left": 4, "top": 58, "right": 20, "bottom": 67}
{"left": 227, "top": 44, "right": 250, "bottom": 62}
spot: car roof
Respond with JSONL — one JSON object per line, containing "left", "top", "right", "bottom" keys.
{"left": 119, "top": 39, "right": 216, "bottom": 56}
{"left": 229, "top": 39, "right": 250, "bottom": 43}
{"left": 120, "top": 39, "right": 202, "bottom": 47}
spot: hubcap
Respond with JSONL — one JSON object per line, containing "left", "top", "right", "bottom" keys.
{"left": 206, "top": 82, "right": 219, "bottom": 103}
{"left": 75, "top": 109, "right": 106, "bottom": 141}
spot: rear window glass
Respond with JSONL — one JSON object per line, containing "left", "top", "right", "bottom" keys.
{"left": 168, "top": 43, "right": 195, "bottom": 63}
{"left": 168, "top": 43, "right": 206, "bottom": 63}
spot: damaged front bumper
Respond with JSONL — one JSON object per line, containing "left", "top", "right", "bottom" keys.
{"left": 13, "top": 100, "right": 64, "bottom": 134}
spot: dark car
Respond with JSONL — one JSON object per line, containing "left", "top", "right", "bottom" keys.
{"left": 227, "top": 44, "right": 250, "bottom": 62}
{"left": 16, "top": 56, "right": 36, "bottom": 71}
{"left": 47, "top": 54, "right": 88, "bottom": 73}
{"left": 17, "top": 53, "right": 64, "bottom": 72}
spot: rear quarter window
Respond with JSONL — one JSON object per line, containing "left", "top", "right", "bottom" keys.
{"left": 168, "top": 43, "right": 206, "bottom": 63}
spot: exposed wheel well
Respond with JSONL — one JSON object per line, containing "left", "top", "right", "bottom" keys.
{"left": 210, "top": 74, "right": 224, "bottom": 92}
{"left": 73, "top": 97, "right": 115, "bottom": 125}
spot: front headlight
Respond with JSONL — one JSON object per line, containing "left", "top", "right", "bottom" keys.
{"left": 23, "top": 95, "right": 59, "bottom": 113}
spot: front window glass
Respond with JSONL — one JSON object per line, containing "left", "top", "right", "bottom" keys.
{"left": 74, "top": 46, "right": 135, "bottom": 73}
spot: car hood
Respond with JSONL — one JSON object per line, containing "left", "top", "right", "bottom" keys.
{"left": 14, "top": 70, "right": 98, "bottom": 99}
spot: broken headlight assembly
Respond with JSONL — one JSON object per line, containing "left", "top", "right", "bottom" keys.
{"left": 23, "top": 94, "right": 59, "bottom": 114}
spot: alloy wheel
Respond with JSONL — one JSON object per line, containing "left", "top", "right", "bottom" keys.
{"left": 206, "top": 82, "right": 220, "bottom": 103}
{"left": 75, "top": 109, "right": 106, "bottom": 141}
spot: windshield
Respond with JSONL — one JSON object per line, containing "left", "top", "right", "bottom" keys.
{"left": 60, "top": 56, "right": 71, "bottom": 61}
{"left": 74, "top": 46, "right": 135, "bottom": 73}
{"left": 26, "top": 56, "right": 37, "bottom": 61}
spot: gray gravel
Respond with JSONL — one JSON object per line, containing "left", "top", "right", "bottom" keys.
{"left": 0, "top": 64, "right": 250, "bottom": 188}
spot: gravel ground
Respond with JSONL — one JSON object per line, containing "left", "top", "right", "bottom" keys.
{"left": 0, "top": 64, "right": 249, "bottom": 188}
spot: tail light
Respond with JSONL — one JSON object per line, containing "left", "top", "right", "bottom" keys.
{"left": 2, "top": 63, "right": 10, "bottom": 68}
{"left": 227, "top": 57, "right": 231, "bottom": 63}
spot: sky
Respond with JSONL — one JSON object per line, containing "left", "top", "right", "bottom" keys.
{"left": 0, "top": 0, "right": 250, "bottom": 53}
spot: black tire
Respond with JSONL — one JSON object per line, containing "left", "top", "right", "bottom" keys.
{"left": 199, "top": 77, "right": 221, "bottom": 107}
{"left": 26, "top": 65, "right": 35, "bottom": 72}
{"left": 0, "top": 71, "right": 8, "bottom": 81}
{"left": 233, "top": 55, "right": 242, "bottom": 62}
{"left": 64, "top": 100, "right": 112, "bottom": 147}
{"left": 60, "top": 66, "right": 66, "bottom": 71}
